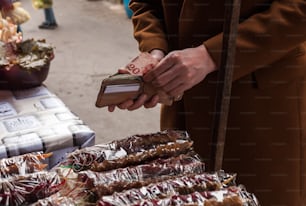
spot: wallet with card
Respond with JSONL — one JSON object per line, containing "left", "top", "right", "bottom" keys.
{"left": 95, "top": 52, "right": 173, "bottom": 108}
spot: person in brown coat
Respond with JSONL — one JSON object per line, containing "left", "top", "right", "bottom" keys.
{"left": 108, "top": 0, "right": 306, "bottom": 205}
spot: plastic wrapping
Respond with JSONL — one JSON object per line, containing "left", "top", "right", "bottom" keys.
{"left": 25, "top": 130, "right": 260, "bottom": 206}
{"left": 0, "top": 152, "right": 51, "bottom": 178}
{"left": 97, "top": 172, "right": 226, "bottom": 206}
{"left": 98, "top": 186, "right": 259, "bottom": 206}
{"left": 0, "top": 85, "right": 95, "bottom": 168}
{"left": 30, "top": 194, "right": 76, "bottom": 206}
{"left": 77, "top": 154, "right": 204, "bottom": 197}
{"left": 29, "top": 179, "right": 94, "bottom": 206}
{"left": 64, "top": 130, "right": 193, "bottom": 172}
{"left": 0, "top": 171, "right": 64, "bottom": 205}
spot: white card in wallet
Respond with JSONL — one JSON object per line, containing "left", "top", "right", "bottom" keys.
{"left": 95, "top": 74, "right": 173, "bottom": 107}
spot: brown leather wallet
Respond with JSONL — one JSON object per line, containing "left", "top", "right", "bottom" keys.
{"left": 95, "top": 74, "right": 173, "bottom": 108}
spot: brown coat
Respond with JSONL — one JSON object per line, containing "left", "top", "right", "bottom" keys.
{"left": 130, "top": 0, "right": 306, "bottom": 205}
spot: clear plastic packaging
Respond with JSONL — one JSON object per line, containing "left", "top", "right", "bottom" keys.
{"left": 63, "top": 130, "right": 193, "bottom": 172}
{"left": 29, "top": 180, "right": 94, "bottom": 206}
{"left": 27, "top": 130, "right": 260, "bottom": 206}
{"left": 0, "top": 152, "right": 52, "bottom": 178}
{"left": 0, "top": 171, "right": 64, "bottom": 205}
{"left": 98, "top": 186, "right": 259, "bottom": 206}
{"left": 97, "top": 172, "right": 225, "bottom": 206}
{"left": 78, "top": 154, "right": 205, "bottom": 197}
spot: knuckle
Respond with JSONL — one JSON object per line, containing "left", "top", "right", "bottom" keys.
{"left": 181, "top": 62, "right": 188, "bottom": 69}
{"left": 169, "top": 52, "right": 180, "bottom": 60}
{"left": 168, "top": 91, "right": 176, "bottom": 97}
{"left": 154, "top": 79, "right": 163, "bottom": 87}
{"left": 186, "top": 73, "right": 193, "bottom": 80}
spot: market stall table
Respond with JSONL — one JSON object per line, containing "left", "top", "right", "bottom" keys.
{"left": 0, "top": 85, "right": 95, "bottom": 168}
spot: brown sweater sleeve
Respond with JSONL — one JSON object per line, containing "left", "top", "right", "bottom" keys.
{"left": 129, "top": 0, "right": 169, "bottom": 53}
{"left": 204, "top": 0, "right": 306, "bottom": 81}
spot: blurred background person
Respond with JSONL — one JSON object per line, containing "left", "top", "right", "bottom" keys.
{"left": 39, "top": 7, "right": 57, "bottom": 29}
{"left": 32, "top": 0, "right": 57, "bottom": 29}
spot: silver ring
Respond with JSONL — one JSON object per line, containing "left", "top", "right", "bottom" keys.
{"left": 173, "top": 94, "right": 183, "bottom": 101}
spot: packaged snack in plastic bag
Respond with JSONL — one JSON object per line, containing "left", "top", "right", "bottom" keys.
{"left": 0, "top": 152, "right": 52, "bottom": 178}
{"left": 98, "top": 186, "right": 259, "bottom": 206}
{"left": 77, "top": 154, "right": 205, "bottom": 196}
{"left": 0, "top": 171, "right": 64, "bottom": 205}
{"left": 63, "top": 130, "right": 193, "bottom": 172}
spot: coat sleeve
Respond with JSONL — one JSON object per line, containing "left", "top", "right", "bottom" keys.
{"left": 204, "top": 0, "right": 306, "bottom": 81}
{"left": 129, "top": 0, "right": 169, "bottom": 53}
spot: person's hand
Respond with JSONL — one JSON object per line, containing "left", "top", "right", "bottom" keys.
{"left": 107, "top": 93, "right": 160, "bottom": 112}
{"left": 143, "top": 45, "right": 217, "bottom": 98}
{"left": 108, "top": 50, "right": 165, "bottom": 112}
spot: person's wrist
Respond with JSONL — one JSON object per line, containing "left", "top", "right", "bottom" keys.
{"left": 200, "top": 45, "right": 217, "bottom": 73}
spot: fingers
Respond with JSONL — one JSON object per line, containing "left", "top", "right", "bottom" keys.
{"left": 152, "top": 64, "right": 182, "bottom": 88}
{"left": 142, "top": 63, "right": 155, "bottom": 75}
{"left": 144, "top": 94, "right": 159, "bottom": 108}
{"left": 108, "top": 105, "right": 116, "bottom": 112}
{"left": 121, "top": 94, "right": 158, "bottom": 111}
{"left": 143, "top": 56, "right": 174, "bottom": 82}
{"left": 172, "top": 93, "right": 184, "bottom": 102}
{"left": 118, "top": 99, "right": 135, "bottom": 110}
{"left": 118, "top": 67, "right": 131, "bottom": 74}
{"left": 107, "top": 94, "right": 159, "bottom": 112}
{"left": 148, "top": 63, "right": 187, "bottom": 97}
{"left": 127, "top": 94, "right": 148, "bottom": 110}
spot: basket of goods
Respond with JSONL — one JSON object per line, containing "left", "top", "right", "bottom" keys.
{"left": 0, "top": 17, "right": 54, "bottom": 90}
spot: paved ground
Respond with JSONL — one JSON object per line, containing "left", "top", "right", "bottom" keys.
{"left": 20, "top": 0, "right": 161, "bottom": 144}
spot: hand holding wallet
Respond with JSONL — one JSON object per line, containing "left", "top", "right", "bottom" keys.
{"left": 95, "top": 53, "right": 173, "bottom": 108}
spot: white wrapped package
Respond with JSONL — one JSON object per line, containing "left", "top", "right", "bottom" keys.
{"left": 0, "top": 86, "right": 95, "bottom": 168}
